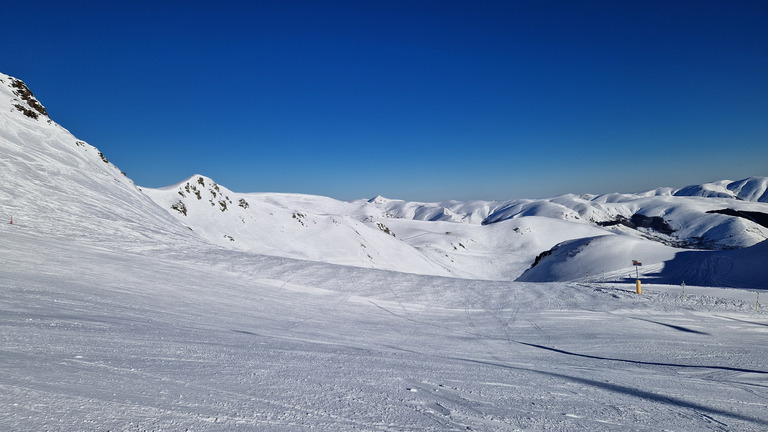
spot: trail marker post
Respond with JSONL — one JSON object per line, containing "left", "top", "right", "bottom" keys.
{"left": 682, "top": 281, "right": 685, "bottom": 299}
{"left": 632, "top": 260, "right": 642, "bottom": 294}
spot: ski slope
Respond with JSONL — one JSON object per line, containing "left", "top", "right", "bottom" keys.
{"left": 1, "top": 72, "right": 767, "bottom": 430}
{"left": 2, "top": 226, "right": 767, "bottom": 431}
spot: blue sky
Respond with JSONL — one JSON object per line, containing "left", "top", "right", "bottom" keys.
{"left": 3, "top": 1, "right": 767, "bottom": 201}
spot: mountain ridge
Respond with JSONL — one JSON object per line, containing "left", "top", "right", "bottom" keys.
{"left": 0, "top": 73, "right": 203, "bottom": 252}
{"left": 141, "top": 171, "right": 768, "bottom": 282}
{"left": 2, "top": 72, "right": 767, "bottom": 286}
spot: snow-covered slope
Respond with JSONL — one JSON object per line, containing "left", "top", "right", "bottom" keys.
{"left": 0, "top": 73, "right": 201, "bottom": 251}
{"left": 144, "top": 173, "right": 768, "bottom": 283}
{"left": 674, "top": 177, "right": 768, "bottom": 202}
{"left": 4, "top": 223, "right": 767, "bottom": 431}
{"left": 144, "top": 175, "right": 634, "bottom": 279}
{"left": 479, "top": 189, "right": 768, "bottom": 249}
{"left": 3, "top": 71, "right": 767, "bottom": 287}
{"left": 516, "top": 235, "right": 679, "bottom": 283}
{"left": 2, "top": 72, "right": 768, "bottom": 431}
{"left": 141, "top": 175, "right": 453, "bottom": 276}
{"left": 651, "top": 239, "right": 768, "bottom": 289}
{"left": 513, "top": 234, "right": 768, "bottom": 289}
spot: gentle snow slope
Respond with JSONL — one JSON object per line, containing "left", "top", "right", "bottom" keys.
{"left": 2, "top": 224, "right": 767, "bottom": 431}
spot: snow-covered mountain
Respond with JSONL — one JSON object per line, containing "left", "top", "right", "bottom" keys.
{"left": 3, "top": 71, "right": 767, "bottom": 287}
{"left": 673, "top": 177, "right": 768, "bottom": 201}
{"left": 140, "top": 176, "right": 454, "bottom": 277}
{"left": 141, "top": 171, "right": 768, "bottom": 285}
{"left": 0, "top": 73, "right": 201, "bottom": 252}
{"left": 3, "top": 72, "right": 768, "bottom": 431}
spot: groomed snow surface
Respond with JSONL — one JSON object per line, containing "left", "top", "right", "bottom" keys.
{"left": 2, "top": 226, "right": 767, "bottom": 431}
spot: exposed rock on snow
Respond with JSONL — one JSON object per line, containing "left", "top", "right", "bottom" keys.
{"left": 7, "top": 76, "right": 48, "bottom": 119}
{"left": 707, "top": 208, "right": 768, "bottom": 229}
{"left": 596, "top": 213, "right": 675, "bottom": 236}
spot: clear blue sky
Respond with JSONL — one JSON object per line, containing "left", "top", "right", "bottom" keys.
{"left": 3, "top": 0, "right": 767, "bottom": 201}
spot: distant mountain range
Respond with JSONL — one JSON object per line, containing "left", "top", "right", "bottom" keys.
{"left": 2, "top": 72, "right": 767, "bottom": 288}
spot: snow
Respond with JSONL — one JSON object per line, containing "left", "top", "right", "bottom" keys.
{"left": 2, "top": 226, "right": 767, "bottom": 431}
{"left": 0, "top": 74, "right": 201, "bottom": 253}
{"left": 140, "top": 172, "right": 768, "bottom": 283}
{"left": 2, "top": 72, "right": 768, "bottom": 430}
{"left": 675, "top": 177, "right": 768, "bottom": 202}
{"left": 517, "top": 235, "right": 679, "bottom": 283}
{"left": 139, "top": 173, "right": 768, "bottom": 281}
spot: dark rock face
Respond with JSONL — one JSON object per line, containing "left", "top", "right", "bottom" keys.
{"left": 629, "top": 214, "right": 675, "bottom": 235}
{"left": 9, "top": 78, "right": 48, "bottom": 119}
{"left": 596, "top": 213, "right": 675, "bottom": 235}
{"left": 530, "top": 247, "right": 556, "bottom": 268}
{"left": 706, "top": 209, "right": 768, "bottom": 230}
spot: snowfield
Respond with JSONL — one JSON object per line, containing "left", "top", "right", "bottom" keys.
{"left": 2, "top": 72, "right": 767, "bottom": 430}
{"left": 2, "top": 227, "right": 767, "bottom": 431}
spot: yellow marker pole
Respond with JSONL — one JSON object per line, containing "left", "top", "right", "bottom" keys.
{"left": 636, "top": 279, "right": 642, "bottom": 295}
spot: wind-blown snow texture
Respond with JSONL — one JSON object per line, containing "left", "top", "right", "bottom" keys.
{"left": 2, "top": 72, "right": 767, "bottom": 431}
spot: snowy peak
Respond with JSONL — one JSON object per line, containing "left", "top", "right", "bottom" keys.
{"left": 162, "top": 175, "right": 243, "bottom": 216}
{"left": 142, "top": 176, "right": 454, "bottom": 276}
{"left": 673, "top": 177, "right": 768, "bottom": 202}
{"left": 0, "top": 72, "right": 199, "bottom": 251}
{"left": 726, "top": 177, "right": 768, "bottom": 202}
{"left": 367, "top": 195, "right": 392, "bottom": 205}
{"left": 361, "top": 196, "right": 494, "bottom": 224}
